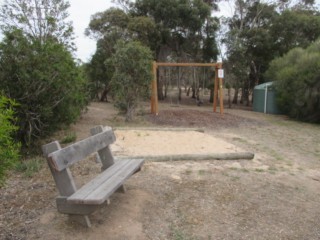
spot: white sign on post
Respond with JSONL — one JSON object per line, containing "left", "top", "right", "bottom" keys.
{"left": 218, "top": 69, "right": 224, "bottom": 78}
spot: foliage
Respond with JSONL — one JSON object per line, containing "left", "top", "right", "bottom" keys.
{"left": 0, "top": 0, "right": 74, "bottom": 48}
{"left": 132, "top": 0, "right": 219, "bottom": 61}
{"left": 0, "top": 30, "right": 89, "bottom": 145}
{"left": 86, "top": 1, "right": 220, "bottom": 101}
{"left": 60, "top": 132, "right": 77, "bottom": 144}
{"left": 85, "top": 39, "right": 115, "bottom": 101}
{"left": 224, "top": 1, "right": 278, "bottom": 105}
{"left": 266, "top": 40, "right": 320, "bottom": 122}
{"left": 224, "top": 0, "right": 320, "bottom": 106}
{"left": 270, "top": 9, "right": 320, "bottom": 57}
{"left": 0, "top": 95, "right": 20, "bottom": 185}
{"left": 110, "top": 41, "right": 153, "bottom": 121}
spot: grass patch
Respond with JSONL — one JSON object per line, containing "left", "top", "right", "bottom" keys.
{"left": 198, "top": 169, "right": 206, "bottom": 176}
{"left": 15, "top": 157, "right": 44, "bottom": 177}
{"left": 268, "top": 166, "right": 278, "bottom": 174}
{"left": 60, "top": 132, "right": 77, "bottom": 144}
{"left": 255, "top": 168, "right": 265, "bottom": 173}
{"left": 231, "top": 176, "right": 241, "bottom": 181}
{"left": 267, "top": 149, "right": 284, "bottom": 161}
{"left": 185, "top": 170, "right": 192, "bottom": 175}
{"left": 232, "top": 137, "right": 248, "bottom": 143}
{"left": 170, "top": 226, "right": 194, "bottom": 240}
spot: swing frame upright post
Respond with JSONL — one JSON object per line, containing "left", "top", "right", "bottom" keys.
{"left": 151, "top": 62, "right": 223, "bottom": 115}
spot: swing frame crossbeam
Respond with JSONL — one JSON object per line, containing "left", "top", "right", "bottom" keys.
{"left": 151, "top": 61, "right": 224, "bottom": 115}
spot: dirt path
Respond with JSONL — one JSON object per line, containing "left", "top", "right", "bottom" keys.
{"left": 1, "top": 102, "right": 320, "bottom": 240}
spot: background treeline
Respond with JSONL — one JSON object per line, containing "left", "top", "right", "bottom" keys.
{"left": 85, "top": 0, "right": 320, "bottom": 122}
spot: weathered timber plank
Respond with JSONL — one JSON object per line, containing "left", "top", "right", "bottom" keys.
{"left": 42, "top": 141, "right": 77, "bottom": 196}
{"left": 48, "top": 129, "right": 116, "bottom": 171}
{"left": 90, "top": 125, "right": 115, "bottom": 170}
{"left": 67, "top": 160, "right": 129, "bottom": 203}
{"left": 80, "top": 159, "right": 144, "bottom": 205}
{"left": 113, "top": 127, "right": 205, "bottom": 133}
{"left": 67, "top": 159, "right": 144, "bottom": 205}
{"left": 115, "top": 152, "right": 255, "bottom": 162}
{"left": 56, "top": 197, "right": 99, "bottom": 215}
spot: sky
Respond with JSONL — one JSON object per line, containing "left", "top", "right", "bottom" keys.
{"left": 68, "top": 1, "right": 115, "bottom": 62}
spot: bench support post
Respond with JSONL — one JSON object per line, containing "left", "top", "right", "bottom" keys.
{"left": 91, "top": 126, "right": 127, "bottom": 193}
{"left": 90, "top": 125, "right": 115, "bottom": 170}
{"left": 42, "top": 142, "right": 92, "bottom": 228}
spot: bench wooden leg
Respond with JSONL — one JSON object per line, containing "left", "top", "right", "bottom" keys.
{"left": 117, "top": 185, "right": 127, "bottom": 193}
{"left": 69, "top": 214, "right": 91, "bottom": 228}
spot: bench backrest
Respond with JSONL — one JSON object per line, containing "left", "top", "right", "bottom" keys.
{"left": 42, "top": 125, "right": 116, "bottom": 197}
{"left": 46, "top": 126, "right": 115, "bottom": 172}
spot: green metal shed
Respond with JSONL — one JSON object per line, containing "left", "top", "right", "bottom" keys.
{"left": 253, "top": 82, "right": 281, "bottom": 114}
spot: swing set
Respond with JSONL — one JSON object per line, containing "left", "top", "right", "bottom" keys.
{"left": 150, "top": 61, "right": 224, "bottom": 115}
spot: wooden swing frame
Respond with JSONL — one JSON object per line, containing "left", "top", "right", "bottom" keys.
{"left": 151, "top": 61, "right": 224, "bottom": 115}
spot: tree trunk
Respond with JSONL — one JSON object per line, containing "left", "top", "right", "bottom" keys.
{"left": 157, "top": 69, "right": 164, "bottom": 100}
{"left": 125, "top": 104, "right": 135, "bottom": 122}
{"left": 232, "top": 88, "right": 239, "bottom": 104}
{"left": 100, "top": 87, "right": 108, "bottom": 102}
{"left": 187, "top": 87, "right": 191, "bottom": 96}
{"left": 209, "top": 88, "right": 213, "bottom": 103}
{"left": 228, "top": 88, "right": 232, "bottom": 108}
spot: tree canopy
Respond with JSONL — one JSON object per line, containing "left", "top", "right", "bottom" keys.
{"left": 0, "top": 0, "right": 74, "bottom": 48}
{"left": 266, "top": 40, "right": 320, "bottom": 123}
{"left": 110, "top": 41, "right": 153, "bottom": 121}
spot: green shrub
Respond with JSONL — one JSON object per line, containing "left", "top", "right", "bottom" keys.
{"left": 0, "top": 95, "right": 20, "bottom": 185}
{"left": 265, "top": 40, "right": 320, "bottom": 123}
{"left": 0, "top": 30, "right": 89, "bottom": 146}
{"left": 60, "top": 132, "right": 77, "bottom": 144}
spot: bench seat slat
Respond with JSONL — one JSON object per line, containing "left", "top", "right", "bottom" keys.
{"left": 67, "top": 159, "right": 144, "bottom": 205}
{"left": 67, "top": 160, "right": 128, "bottom": 201}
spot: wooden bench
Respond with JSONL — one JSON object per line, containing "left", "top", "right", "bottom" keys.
{"left": 42, "top": 125, "right": 144, "bottom": 227}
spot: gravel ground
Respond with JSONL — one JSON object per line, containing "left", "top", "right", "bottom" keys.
{"left": 1, "top": 102, "right": 319, "bottom": 240}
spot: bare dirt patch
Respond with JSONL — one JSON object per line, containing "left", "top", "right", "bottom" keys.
{"left": 1, "top": 102, "right": 320, "bottom": 240}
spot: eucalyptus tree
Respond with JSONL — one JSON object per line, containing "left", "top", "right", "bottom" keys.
{"left": 85, "top": 8, "right": 130, "bottom": 101}
{"left": 130, "top": 0, "right": 219, "bottom": 100}
{"left": 224, "top": 0, "right": 277, "bottom": 105}
{"left": 0, "top": 0, "right": 74, "bottom": 47}
{"left": 270, "top": 9, "right": 320, "bottom": 57}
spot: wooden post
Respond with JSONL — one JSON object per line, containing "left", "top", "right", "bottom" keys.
{"left": 219, "top": 77, "right": 224, "bottom": 115}
{"left": 151, "top": 61, "right": 158, "bottom": 115}
{"left": 42, "top": 141, "right": 77, "bottom": 196}
{"left": 219, "top": 64, "right": 224, "bottom": 115}
{"left": 42, "top": 141, "right": 91, "bottom": 227}
{"left": 90, "top": 126, "right": 115, "bottom": 170}
{"left": 213, "top": 66, "right": 219, "bottom": 112}
{"left": 90, "top": 125, "right": 125, "bottom": 193}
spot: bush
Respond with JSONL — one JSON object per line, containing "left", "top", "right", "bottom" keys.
{"left": 0, "top": 30, "right": 89, "bottom": 145}
{"left": 0, "top": 95, "right": 20, "bottom": 185}
{"left": 265, "top": 40, "right": 320, "bottom": 123}
{"left": 110, "top": 41, "right": 153, "bottom": 121}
